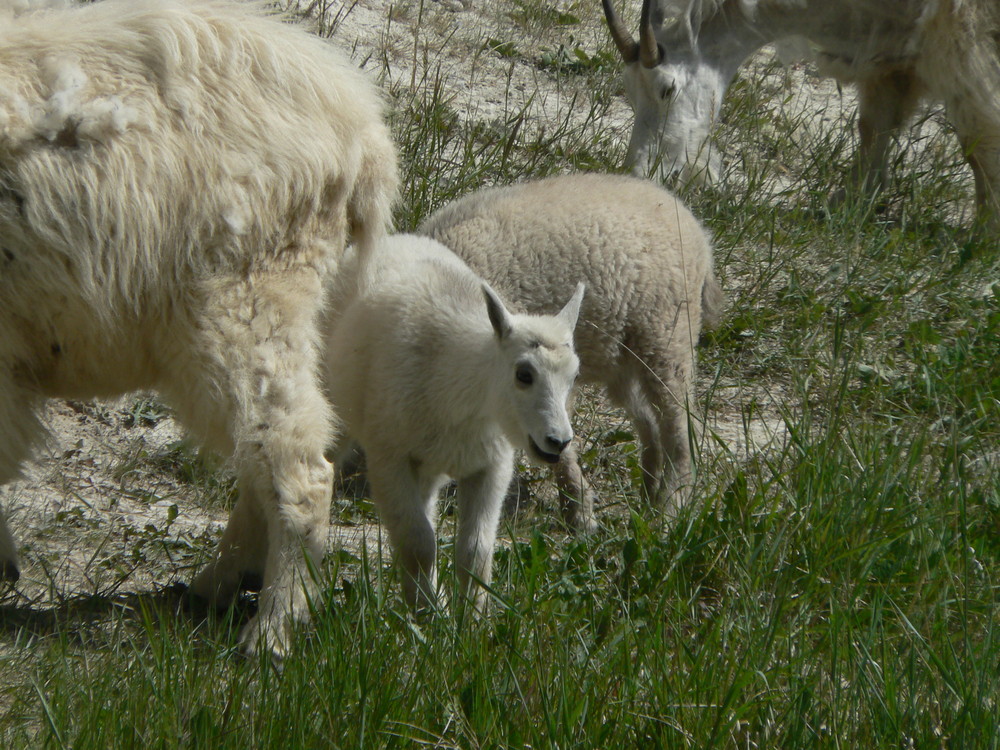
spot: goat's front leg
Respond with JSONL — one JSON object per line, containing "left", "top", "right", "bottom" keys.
{"left": 0, "top": 513, "right": 19, "bottom": 583}
{"left": 0, "top": 382, "right": 47, "bottom": 583}
{"left": 454, "top": 453, "right": 513, "bottom": 615}
{"left": 555, "top": 439, "right": 599, "bottom": 535}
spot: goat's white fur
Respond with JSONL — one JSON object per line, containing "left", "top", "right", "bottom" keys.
{"left": 604, "top": 0, "right": 1000, "bottom": 227}
{"left": 419, "top": 173, "right": 722, "bottom": 532}
{"left": 323, "top": 234, "right": 582, "bottom": 612}
{"left": 0, "top": 0, "right": 398, "bottom": 656}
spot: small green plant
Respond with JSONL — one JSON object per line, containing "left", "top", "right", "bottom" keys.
{"left": 538, "top": 42, "right": 616, "bottom": 74}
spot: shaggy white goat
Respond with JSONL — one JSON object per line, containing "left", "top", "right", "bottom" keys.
{"left": 0, "top": 0, "right": 398, "bottom": 656}
{"left": 602, "top": 0, "right": 1000, "bottom": 227}
{"left": 418, "top": 173, "right": 723, "bottom": 532}
{"left": 323, "top": 234, "right": 583, "bottom": 613}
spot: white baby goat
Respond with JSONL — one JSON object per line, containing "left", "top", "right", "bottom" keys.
{"left": 323, "top": 234, "right": 583, "bottom": 613}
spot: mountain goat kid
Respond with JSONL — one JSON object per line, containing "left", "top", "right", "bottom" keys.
{"left": 324, "top": 235, "right": 583, "bottom": 614}
{"left": 0, "top": 0, "right": 398, "bottom": 656}
{"left": 419, "top": 173, "right": 723, "bottom": 533}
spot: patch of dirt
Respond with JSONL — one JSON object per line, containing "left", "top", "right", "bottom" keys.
{"left": 1, "top": 399, "right": 218, "bottom": 603}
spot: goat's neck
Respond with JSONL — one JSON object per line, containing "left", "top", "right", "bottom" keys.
{"left": 435, "top": 332, "right": 508, "bottom": 428}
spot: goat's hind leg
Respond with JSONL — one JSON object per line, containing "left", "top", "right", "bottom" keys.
{"left": 178, "top": 269, "right": 335, "bottom": 657}
{"left": 0, "top": 380, "right": 47, "bottom": 583}
{"left": 647, "top": 359, "right": 697, "bottom": 519}
{"left": 610, "top": 374, "right": 665, "bottom": 509}
{"left": 949, "top": 98, "right": 1000, "bottom": 232}
{"left": 190, "top": 487, "right": 269, "bottom": 603}
{"left": 923, "top": 14, "right": 1000, "bottom": 232}
{"left": 615, "top": 365, "right": 694, "bottom": 520}
{"left": 833, "top": 69, "right": 921, "bottom": 211}
{"left": 368, "top": 457, "right": 441, "bottom": 613}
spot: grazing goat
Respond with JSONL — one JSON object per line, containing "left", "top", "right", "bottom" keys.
{"left": 323, "top": 234, "right": 583, "bottom": 613}
{"left": 419, "top": 173, "right": 722, "bottom": 532}
{"left": 0, "top": 0, "right": 398, "bottom": 656}
{"left": 602, "top": 0, "right": 1000, "bottom": 227}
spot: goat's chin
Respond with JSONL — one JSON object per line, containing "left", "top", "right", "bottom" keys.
{"left": 528, "top": 436, "right": 561, "bottom": 465}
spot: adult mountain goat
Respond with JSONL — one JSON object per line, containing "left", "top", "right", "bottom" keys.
{"left": 419, "top": 173, "right": 722, "bottom": 532}
{"left": 0, "top": 0, "right": 398, "bottom": 656}
{"left": 324, "top": 235, "right": 583, "bottom": 613}
{"left": 602, "top": 0, "right": 1000, "bottom": 227}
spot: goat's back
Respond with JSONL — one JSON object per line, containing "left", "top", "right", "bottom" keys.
{"left": 418, "top": 173, "right": 719, "bottom": 379}
{"left": 0, "top": 0, "right": 395, "bottom": 393}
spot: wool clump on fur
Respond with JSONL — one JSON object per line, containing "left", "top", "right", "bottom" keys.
{"left": 418, "top": 172, "right": 723, "bottom": 533}
{"left": 0, "top": 0, "right": 398, "bottom": 657}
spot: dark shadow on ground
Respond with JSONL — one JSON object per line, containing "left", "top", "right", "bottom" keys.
{"left": 0, "top": 581, "right": 258, "bottom": 645}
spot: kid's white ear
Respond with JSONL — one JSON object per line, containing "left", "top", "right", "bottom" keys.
{"left": 483, "top": 283, "right": 513, "bottom": 339}
{"left": 557, "top": 282, "right": 585, "bottom": 330}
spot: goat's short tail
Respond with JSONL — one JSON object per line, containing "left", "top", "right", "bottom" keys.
{"left": 701, "top": 268, "right": 726, "bottom": 330}
{"left": 347, "top": 127, "right": 399, "bottom": 259}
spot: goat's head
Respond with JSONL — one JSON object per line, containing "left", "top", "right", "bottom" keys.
{"left": 483, "top": 282, "right": 584, "bottom": 464}
{"left": 603, "top": 0, "right": 724, "bottom": 186}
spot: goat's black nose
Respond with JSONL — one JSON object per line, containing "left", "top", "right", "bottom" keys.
{"left": 545, "top": 436, "right": 572, "bottom": 454}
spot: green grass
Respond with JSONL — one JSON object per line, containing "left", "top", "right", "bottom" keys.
{"left": 2, "top": 1, "right": 999, "bottom": 747}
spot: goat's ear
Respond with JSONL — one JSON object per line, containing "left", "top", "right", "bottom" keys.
{"left": 483, "top": 283, "right": 513, "bottom": 339}
{"left": 557, "top": 282, "right": 585, "bottom": 331}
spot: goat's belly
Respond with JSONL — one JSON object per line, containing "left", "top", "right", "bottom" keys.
{"left": 22, "top": 327, "right": 154, "bottom": 399}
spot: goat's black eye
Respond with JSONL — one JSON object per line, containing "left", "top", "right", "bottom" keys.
{"left": 516, "top": 367, "right": 534, "bottom": 386}
{"left": 660, "top": 83, "right": 675, "bottom": 100}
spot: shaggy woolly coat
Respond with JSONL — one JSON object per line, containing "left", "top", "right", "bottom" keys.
{"left": 0, "top": 0, "right": 397, "bottom": 655}
{"left": 419, "top": 172, "right": 722, "bottom": 530}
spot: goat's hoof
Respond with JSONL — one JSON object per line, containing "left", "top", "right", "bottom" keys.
{"left": 561, "top": 488, "right": 598, "bottom": 535}
{"left": 188, "top": 566, "right": 241, "bottom": 609}
{"left": 238, "top": 570, "right": 264, "bottom": 593}
{"left": 239, "top": 614, "right": 291, "bottom": 664}
{"left": 0, "top": 559, "right": 20, "bottom": 583}
{"left": 572, "top": 514, "right": 599, "bottom": 536}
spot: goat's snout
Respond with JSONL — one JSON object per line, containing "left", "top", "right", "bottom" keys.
{"left": 545, "top": 435, "right": 572, "bottom": 455}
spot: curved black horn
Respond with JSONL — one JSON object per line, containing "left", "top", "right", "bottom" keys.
{"left": 639, "top": 0, "right": 662, "bottom": 69}
{"left": 601, "top": 0, "right": 639, "bottom": 64}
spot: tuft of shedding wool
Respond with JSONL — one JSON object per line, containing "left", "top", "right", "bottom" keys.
{"left": 0, "top": 0, "right": 69, "bottom": 19}
{"left": 0, "top": 0, "right": 398, "bottom": 657}
{"left": 30, "top": 56, "right": 145, "bottom": 145}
